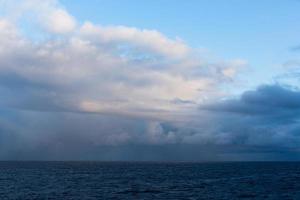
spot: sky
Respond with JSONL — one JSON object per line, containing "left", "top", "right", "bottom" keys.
{"left": 0, "top": 0, "right": 300, "bottom": 161}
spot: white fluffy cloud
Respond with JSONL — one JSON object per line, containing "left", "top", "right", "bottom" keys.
{"left": 80, "top": 22, "right": 189, "bottom": 59}
{"left": 45, "top": 8, "right": 76, "bottom": 34}
{"left": 0, "top": 0, "right": 258, "bottom": 160}
{"left": 0, "top": 0, "right": 76, "bottom": 34}
{"left": 0, "top": 1, "right": 245, "bottom": 121}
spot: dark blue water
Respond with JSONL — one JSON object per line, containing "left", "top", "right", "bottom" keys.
{"left": 0, "top": 162, "right": 300, "bottom": 199}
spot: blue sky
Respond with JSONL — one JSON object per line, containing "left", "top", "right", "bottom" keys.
{"left": 0, "top": 0, "right": 300, "bottom": 160}
{"left": 61, "top": 0, "right": 300, "bottom": 87}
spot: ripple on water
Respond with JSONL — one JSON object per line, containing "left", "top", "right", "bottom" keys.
{"left": 0, "top": 162, "right": 300, "bottom": 199}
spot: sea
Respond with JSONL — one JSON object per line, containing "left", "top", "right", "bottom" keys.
{"left": 0, "top": 161, "right": 299, "bottom": 199}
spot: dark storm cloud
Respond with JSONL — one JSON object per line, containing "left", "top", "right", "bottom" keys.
{"left": 1, "top": 83, "right": 300, "bottom": 161}
{"left": 201, "top": 84, "right": 300, "bottom": 116}
{"left": 1, "top": 84, "right": 300, "bottom": 161}
{"left": 192, "top": 84, "right": 300, "bottom": 154}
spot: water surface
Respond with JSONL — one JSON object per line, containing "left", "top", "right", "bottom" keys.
{"left": 0, "top": 162, "right": 299, "bottom": 199}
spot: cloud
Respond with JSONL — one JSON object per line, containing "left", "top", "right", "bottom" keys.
{"left": 192, "top": 85, "right": 300, "bottom": 150}
{"left": 201, "top": 84, "right": 300, "bottom": 115}
{"left": 1, "top": 85, "right": 300, "bottom": 160}
{"left": 3, "top": 0, "right": 300, "bottom": 161}
{"left": 80, "top": 22, "right": 190, "bottom": 59}
{"left": 45, "top": 8, "right": 76, "bottom": 34}
{"left": 0, "top": 1, "right": 245, "bottom": 120}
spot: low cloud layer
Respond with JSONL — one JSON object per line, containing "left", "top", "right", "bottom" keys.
{"left": 0, "top": 0, "right": 299, "bottom": 160}
{"left": 184, "top": 85, "right": 300, "bottom": 160}
{"left": 1, "top": 85, "right": 300, "bottom": 161}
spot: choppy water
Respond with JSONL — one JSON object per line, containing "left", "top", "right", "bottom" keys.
{"left": 0, "top": 162, "right": 300, "bottom": 199}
